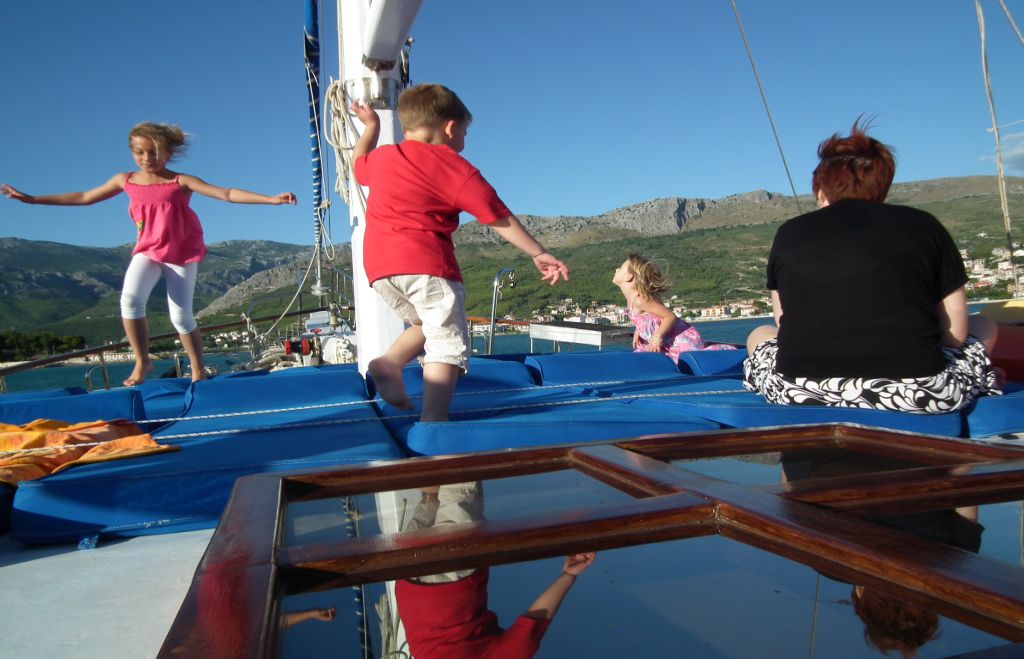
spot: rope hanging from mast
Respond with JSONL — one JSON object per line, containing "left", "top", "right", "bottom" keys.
{"left": 729, "top": 0, "right": 803, "bottom": 214}
{"left": 975, "top": 0, "right": 1021, "bottom": 297}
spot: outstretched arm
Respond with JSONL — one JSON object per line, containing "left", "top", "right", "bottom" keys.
{"left": 489, "top": 215, "right": 569, "bottom": 285}
{"left": 523, "top": 552, "right": 596, "bottom": 621}
{"left": 178, "top": 175, "right": 296, "bottom": 205}
{"left": 2, "top": 175, "right": 124, "bottom": 206}
{"left": 351, "top": 101, "right": 381, "bottom": 160}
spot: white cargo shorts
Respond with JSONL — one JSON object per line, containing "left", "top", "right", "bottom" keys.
{"left": 372, "top": 274, "right": 470, "bottom": 370}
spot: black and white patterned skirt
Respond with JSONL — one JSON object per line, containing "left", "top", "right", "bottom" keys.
{"left": 742, "top": 337, "right": 1001, "bottom": 414}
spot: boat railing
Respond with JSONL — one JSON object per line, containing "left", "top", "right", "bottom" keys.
{"left": 0, "top": 306, "right": 350, "bottom": 393}
{"left": 466, "top": 316, "right": 529, "bottom": 355}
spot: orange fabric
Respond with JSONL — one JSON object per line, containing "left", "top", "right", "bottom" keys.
{"left": 0, "top": 419, "right": 177, "bottom": 487}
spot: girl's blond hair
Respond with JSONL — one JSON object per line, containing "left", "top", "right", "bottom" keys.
{"left": 627, "top": 254, "right": 671, "bottom": 301}
{"left": 128, "top": 122, "right": 189, "bottom": 161}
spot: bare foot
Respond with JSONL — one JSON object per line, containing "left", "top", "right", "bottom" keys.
{"left": 189, "top": 370, "right": 209, "bottom": 384}
{"left": 368, "top": 357, "right": 413, "bottom": 409}
{"left": 123, "top": 361, "right": 154, "bottom": 387}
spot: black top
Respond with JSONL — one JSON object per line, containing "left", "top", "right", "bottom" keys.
{"left": 767, "top": 199, "right": 967, "bottom": 378}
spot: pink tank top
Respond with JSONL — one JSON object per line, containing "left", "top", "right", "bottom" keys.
{"left": 123, "top": 174, "right": 207, "bottom": 265}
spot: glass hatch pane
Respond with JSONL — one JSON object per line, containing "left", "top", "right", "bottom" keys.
{"left": 272, "top": 534, "right": 1003, "bottom": 658}
{"left": 670, "top": 447, "right": 931, "bottom": 486}
{"left": 282, "top": 468, "right": 635, "bottom": 546}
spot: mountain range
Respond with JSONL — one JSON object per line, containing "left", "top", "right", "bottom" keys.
{"left": 2, "top": 175, "right": 1021, "bottom": 344}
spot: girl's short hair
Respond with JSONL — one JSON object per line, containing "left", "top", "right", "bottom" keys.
{"left": 397, "top": 83, "right": 472, "bottom": 132}
{"left": 628, "top": 254, "right": 671, "bottom": 301}
{"left": 128, "top": 122, "right": 189, "bottom": 161}
{"left": 811, "top": 118, "right": 895, "bottom": 203}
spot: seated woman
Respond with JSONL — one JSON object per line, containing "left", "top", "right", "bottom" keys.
{"left": 743, "top": 119, "right": 1000, "bottom": 413}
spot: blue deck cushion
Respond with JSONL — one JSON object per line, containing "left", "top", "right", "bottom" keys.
{"left": 154, "top": 366, "right": 372, "bottom": 436}
{"left": 525, "top": 351, "right": 683, "bottom": 386}
{"left": 595, "top": 378, "right": 964, "bottom": 438}
{"left": 0, "top": 388, "right": 145, "bottom": 426}
{"left": 0, "top": 387, "right": 87, "bottom": 401}
{"left": 677, "top": 348, "right": 748, "bottom": 377}
{"left": 10, "top": 365, "right": 403, "bottom": 543}
{"left": 11, "top": 418, "right": 403, "bottom": 543}
{"left": 964, "top": 389, "right": 1024, "bottom": 438}
{"left": 133, "top": 378, "right": 192, "bottom": 426}
{"left": 373, "top": 358, "right": 598, "bottom": 443}
{"left": 404, "top": 400, "right": 721, "bottom": 456}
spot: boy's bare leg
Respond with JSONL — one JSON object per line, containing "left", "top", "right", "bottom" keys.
{"left": 420, "top": 362, "right": 460, "bottom": 422}
{"left": 122, "top": 317, "right": 154, "bottom": 386}
{"left": 368, "top": 324, "right": 425, "bottom": 410}
{"left": 179, "top": 328, "right": 207, "bottom": 383}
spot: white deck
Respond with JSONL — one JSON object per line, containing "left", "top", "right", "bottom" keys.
{"left": 0, "top": 529, "right": 213, "bottom": 658}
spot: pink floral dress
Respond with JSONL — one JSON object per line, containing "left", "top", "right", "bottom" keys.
{"left": 626, "top": 300, "right": 709, "bottom": 361}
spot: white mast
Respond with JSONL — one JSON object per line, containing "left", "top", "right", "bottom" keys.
{"left": 339, "top": 0, "right": 422, "bottom": 374}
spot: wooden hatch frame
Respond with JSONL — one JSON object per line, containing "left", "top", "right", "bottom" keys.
{"left": 158, "top": 423, "right": 1024, "bottom": 657}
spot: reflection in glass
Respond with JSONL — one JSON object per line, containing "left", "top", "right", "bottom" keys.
{"left": 782, "top": 449, "right": 988, "bottom": 658}
{"left": 393, "top": 481, "right": 597, "bottom": 658}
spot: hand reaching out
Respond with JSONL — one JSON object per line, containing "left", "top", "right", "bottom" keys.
{"left": 562, "top": 552, "right": 596, "bottom": 577}
{"left": 272, "top": 192, "right": 298, "bottom": 205}
{"left": 533, "top": 252, "right": 569, "bottom": 285}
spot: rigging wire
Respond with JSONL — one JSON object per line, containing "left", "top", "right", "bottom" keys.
{"left": 1000, "top": 0, "right": 1024, "bottom": 47}
{"left": 976, "top": 0, "right": 1021, "bottom": 297}
{"left": 729, "top": 0, "right": 803, "bottom": 214}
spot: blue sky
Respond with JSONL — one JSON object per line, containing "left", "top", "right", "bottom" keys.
{"left": 2, "top": 1, "right": 1022, "bottom": 248}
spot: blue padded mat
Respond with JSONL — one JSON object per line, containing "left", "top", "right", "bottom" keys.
{"left": 965, "top": 389, "right": 1024, "bottom": 438}
{"left": 677, "top": 348, "right": 748, "bottom": 376}
{"left": 523, "top": 352, "right": 965, "bottom": 438}
{"left": 524, "top": 351, "right": 682, "bottom": 385}
{"left": 132, "top": 378, "right": 192, "bottom": 426}
{"left": 405, "top": 400, "right": 721, "bottom": 456}
{"left": 373, "top": 357, "right": 721, "bottom": 455}
{"left": 0, "top": 388, "right": 145, "bottom": 426}
{"left": 152, "top": 366, "right": 372, "bottom": 435}
{"left": 10, "top": 366, "right": 403, "bottom": 543}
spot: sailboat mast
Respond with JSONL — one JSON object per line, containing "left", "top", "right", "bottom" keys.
{"left": 338, "top": 0, "right": 421, "bottom": 373}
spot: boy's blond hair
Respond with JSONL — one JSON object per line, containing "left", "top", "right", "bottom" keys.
{"left": 397, "top": 83, "right": 472, "bottom": 132}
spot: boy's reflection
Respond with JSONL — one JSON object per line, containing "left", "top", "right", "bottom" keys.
{"left": 396, "top": 482, "right": 596, "bottom": 658}
{"left": 781, "top": 450, "right": 984, "bottom": 658}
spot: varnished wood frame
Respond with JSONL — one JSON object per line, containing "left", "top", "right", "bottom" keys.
{"left": 158, "top": 423, "right": 1024, "bottom": 657}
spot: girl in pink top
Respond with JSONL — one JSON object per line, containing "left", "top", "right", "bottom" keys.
{"left": 2, "top": 122, "right": 296, "bottom": 386}
{"left": 613, "top": 254, "right": 733, "bottom": 361}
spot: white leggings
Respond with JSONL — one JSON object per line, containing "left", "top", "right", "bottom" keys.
{"left": 120, "top": 253, "right": 199, "bottom": 334}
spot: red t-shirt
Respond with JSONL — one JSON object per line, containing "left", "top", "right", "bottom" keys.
{"left": 395, "top": 569, "right": 552, "bottom": 659}
{"left": 354, "top": 141, "right": 512, "bottom": 284}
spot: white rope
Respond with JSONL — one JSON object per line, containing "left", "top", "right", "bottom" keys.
{"left": 729, "top": 0, "right": 803, "bottom": 214}
{"left": 976, "top": 0, "right": 1021, "bottom": 296}
{"left": 139, "top": 398, "right": 375, "bottom": 425}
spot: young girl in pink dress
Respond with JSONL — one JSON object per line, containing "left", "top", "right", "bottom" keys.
{"left": 2, "top": 122, "right": 296, "bottom": 386}
{"left": 613, "top": 254, "right": 729, "bottom": 361}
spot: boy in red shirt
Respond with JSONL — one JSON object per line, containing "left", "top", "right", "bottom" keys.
{"left": 352, "top": 84, "right": 569, "bottom": 421}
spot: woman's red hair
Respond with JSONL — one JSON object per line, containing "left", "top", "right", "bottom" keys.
{"left": 811, "top": 118, "right": 896, "bottom": 203}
